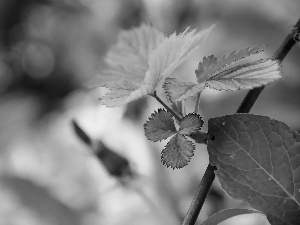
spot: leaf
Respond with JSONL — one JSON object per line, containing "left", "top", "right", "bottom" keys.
{"left": 99, "top": 24, "right": 215, "bottom": 107}
{"left": 101, "top": 78, "right": 140, "bottom": 107}
{"left": 144, "top": 108, "right": 177, "bottom": 142}
{"left": 196, "top": 46, "right": 267, "bottom": 83}
{"left": 179, "top": 113, "right": 203, "bottom": 135}
{"left": 104, "top": 24, "right": 165, "bottom": 83}
{"left": 201, "top": 208, "right": 262, "bottom": 225}
{"left": 207, "top": 114, "right": 300, "bottom": 225}
{"left": 161, "top": 133, "right": 195, "bottom": 169}
{"left": 163, "top": 46, "right": 281, "bottom": 102}
{"left": 145, "top": 25, "right": 215, "bottom": 92}
{"left": 196, "top": 55, "right": 218, "bottom": 82}
{"left": 205, "top": 59, "right": 281, "bottom": 91}
{"left": 163, "top": 77, "right": 205, "bottom": 102}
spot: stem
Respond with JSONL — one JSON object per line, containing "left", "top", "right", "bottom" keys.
{"left": 237, "top": 18, "right": 300, "bottom": 114}
{"left": 182, "top": 164, "right": 216, "bottom": 225}
{"left": 194, "top": 93, "right": 201, "bottom": 114}
{"left": 152, "top": 92, "right": 183, "bottom": 121}
{"left": 182, "top": 17, "right": 300, "bottom": 225}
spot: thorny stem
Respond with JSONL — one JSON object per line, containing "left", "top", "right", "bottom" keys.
{"left": 182, "top": 17, "right": 300, "bottom": 225}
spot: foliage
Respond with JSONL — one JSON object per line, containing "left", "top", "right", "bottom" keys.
{"left": 93, "top": 22, "right": 300, "bottom": 225}
{"left": 98, "top": 24, "right": 214, "bottom": 107}
{"left": 207, "top": 114, "right": 300, "bottom": 225}
{"left": 144, "top": 110, "right": 203, "bottom": 169}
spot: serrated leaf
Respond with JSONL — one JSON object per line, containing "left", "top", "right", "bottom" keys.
{"left": 104, "top": 24, "right": 165, "bottom": 83}
{"left": 196, "top": 46, "right": 267, "bottom": 83}
{"left": 201, "top": 208, "right": 262, "bottom": 225}
{"left": 98, "top": 24, "right": 215, "bottom": 107}
{"left": 144, "top": 25, "right": 215, "bottom": 93}
{"left": 207, "top": 114, "right": 300, "bottom": 225}
{"left": 164, "top": 77, "right": 205, "bottom": 102}
{"left": 144, "top": 109, "right": 177, "bottom": 142}
{"left": 179, "top": 113, "right": 203, "bottom": 135}
{"left": 196, "top": 55, "right": 218, "bottom": 82}
{"left": 161, "top": 133, "right": 195, "bottom": 169}
{"left": 101, "top": 79, "right": 139, "bottom": 107}
{"left": 163, "top": 46, "right": 280, "bottom": 102}
{"left": 205, "top": 59, "right": 281, "bottom": 91}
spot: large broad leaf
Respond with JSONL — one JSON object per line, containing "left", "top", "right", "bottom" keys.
{"left": 201, "top": 208, "right": 261, "bottom": 225}
{"left": 207, "top": 114, "right": 300, "bottom": 225}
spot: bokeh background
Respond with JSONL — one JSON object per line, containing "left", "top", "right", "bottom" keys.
{"left": 0, "top": 0, "right": 299, "bottom": 225}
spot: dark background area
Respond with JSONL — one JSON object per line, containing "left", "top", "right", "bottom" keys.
{"left": 0, "top": 0, "right": 299, "bottom": 224}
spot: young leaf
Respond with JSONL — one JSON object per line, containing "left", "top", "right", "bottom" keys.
{"left": 196, "top": 55, "right": 218, "bottom": 82}
{"left": 163, "top": 46, "right": 281, "bottom": 102}
{"left": 100, "top": 79, "right": 140, "bottom": 107}
{"left": 144, "top": 109, "right": 177, "bottom": 142}
{"left": 99, "top": 24, "right": 214, "bottom": 107}
{"left": 161, "top": 134, "right": 195, "bottom": 169}
{"left": 164, "top": 77, "right": 205, "bottom": 102}
{"left": 201, "top": 208, "right": 262, "bottom": 225}
{"left": 205, "top": 59, "right": 281, "bottom": 91}
{"left": 207, "top": 114, "right": 300, "bottom": 225}
{"left": 104, "top": 24, "right": 165, "bottom": 83}
{"left": 196, "top": 46, "right": 267, "bottom": 83}
{"left": 179, "top": 113, "right": 203, "bottom": 135}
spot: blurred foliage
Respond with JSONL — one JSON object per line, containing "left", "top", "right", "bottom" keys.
{"left": 0, "top": 0, "right": 299, "bottom": 225}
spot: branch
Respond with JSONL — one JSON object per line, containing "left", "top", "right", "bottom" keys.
{"left": 182, "top": 17, "right": 300, "bottom": 225}
{"left": 237, "top": 18, "right": 300, "bottom": 113}
{"left": 182, "top": 164, "right": 216, "bottom": 225}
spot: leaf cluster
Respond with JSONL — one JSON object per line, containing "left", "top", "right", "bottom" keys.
{"left": 144, "top": 109, "right": 203, "bottom": 169}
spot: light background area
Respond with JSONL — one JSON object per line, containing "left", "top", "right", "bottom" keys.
{"left": 0, "top": 0, "right": 299, "bottom": 225}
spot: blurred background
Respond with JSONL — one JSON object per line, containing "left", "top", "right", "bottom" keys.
{"left": 0, "top": 0, "right": 299, "bottom": 224}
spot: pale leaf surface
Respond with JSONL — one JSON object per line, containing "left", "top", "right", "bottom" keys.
{"left": 161, "top": 133, "right": 195, "bottom": 169}
{"left": 101, "top": 79, "right": 139, "bottom": 107}
{"left": 201, "top": 208, "right": 262, "bottom": 225}
{"left": 144, "top": 109, "right": 177, "bottom": 142}
{"left": 164, "top": 46, "right": 280, "bottom": 101}
{"left": 104, "top": 24, "right": 165, "bottom": 82}
{"left": 196, "top": 46, "right": 267, "bottom": 82}
{"left": 164, "top": 77, "right": 205, "bottom": 102}
{"left": 100, "top": 24, "right": 214, "bottom": 107}
{"left": 206, "top": 59, "right": 281, "bottom": 91}
{"left": 179, "top": 113, "right": 203, "bottom": 135}
{"left": 145, "top": 25, "right": 215, "bottom": 91}
{"left": 196, "top": 55, "right": 218, "bottom": 83}
{"left": 208, "top": 114, "right": 300, "bottom": 225}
